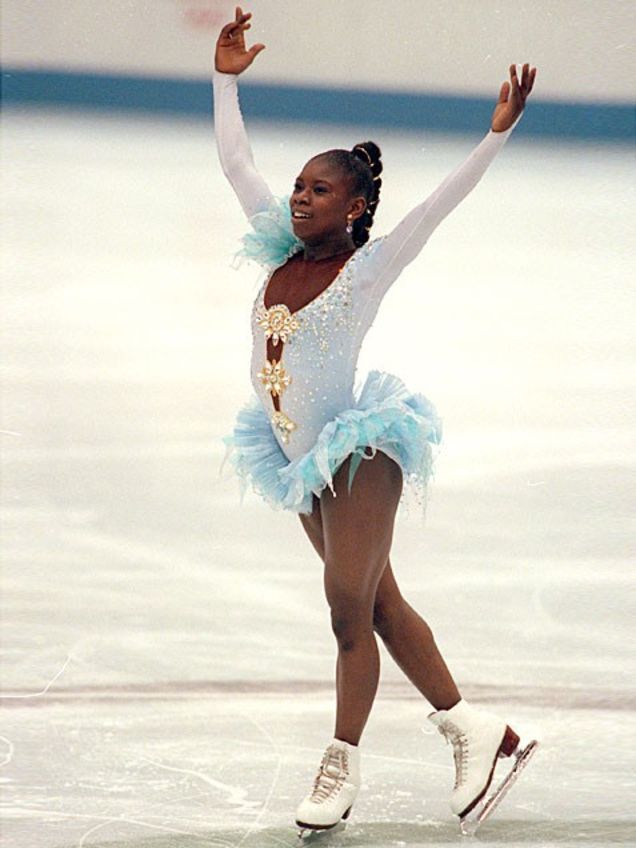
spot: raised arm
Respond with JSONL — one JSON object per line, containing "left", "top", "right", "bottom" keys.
{"left": 360, "top": 63, "right": 537, "bottom": 299}
{"left": 213, "top": 7, "right": 272, "bottom": 219}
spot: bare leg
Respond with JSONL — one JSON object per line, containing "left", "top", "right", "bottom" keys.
{"left": 298, "top": 495, "right": 324, "bottom": 559}
{"left": 373, "top": 559, "right": 460, "bottom": 710}
{"left": 318, "top": 451, "right": 403, "bottom": 746}
{"left": 298, "top": 492, "right": 460, "bottom": 713}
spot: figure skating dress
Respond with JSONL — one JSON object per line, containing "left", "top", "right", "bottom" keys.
{"left": 214, "top": 70, "right": 521, "bottom": 515}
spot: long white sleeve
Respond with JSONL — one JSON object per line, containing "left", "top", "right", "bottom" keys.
{"left": 213, "top": 70, "right": 274, "bottom": 219}
{"left": 359, "top": 112, "right": 523, "bottom": 299}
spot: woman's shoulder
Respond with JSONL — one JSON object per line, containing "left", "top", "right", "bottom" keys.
{"left": 340, "top": 235, "right": 391, "bottom": 296}
{"left": 363, "top": 234, "right": 387, "bottom": 252}
{"left": 349, "top": 235, "right": 387, "bottom": 269}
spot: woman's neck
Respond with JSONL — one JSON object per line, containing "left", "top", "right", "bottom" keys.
{"left": 302, "top": 235, "right": 356, "bottom": 262}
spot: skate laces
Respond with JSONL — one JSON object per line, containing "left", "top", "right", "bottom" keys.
{"left": 437, "top": 720, "right": 469, "bottom": 789}
{"left": 309, "top": 746, "right": 348, "bottom": 804}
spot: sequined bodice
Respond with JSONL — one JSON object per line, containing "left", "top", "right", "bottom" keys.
{"left": 250, "top": 242, "right": 383, "bottom": 460}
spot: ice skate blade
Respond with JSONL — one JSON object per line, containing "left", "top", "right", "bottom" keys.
{"left": 459, "top": 740, "right": 539, "bottom": 836}
{"left": 297, "top": 806, "right": 352, "bottom": 840}
{"left": 297, "top": 820, "right": 347, "bottom": 841}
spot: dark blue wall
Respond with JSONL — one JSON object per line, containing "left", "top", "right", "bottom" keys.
{"left": 2, "top": 68, "right": 634, "bottom": 141}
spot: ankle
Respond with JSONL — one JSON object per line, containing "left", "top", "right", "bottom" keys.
{"left": 333, "top": 734, "right": 360, "bottom": 747}
{"left": 433, "top": 695, "right": 463, "bottom": 712}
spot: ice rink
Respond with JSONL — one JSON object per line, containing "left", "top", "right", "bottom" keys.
{"left": 1, "top": 105, "right": 634, "bottom": 847}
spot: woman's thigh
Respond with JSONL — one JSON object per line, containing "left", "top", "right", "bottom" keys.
{"left": 299, "top": 507, "right": 408, "bottom": 632}
{"left": 298, "top": 496, "right": 325, "bottom": 561}
{"left": 320, "top": 451, "right": 403, "bottom": 604}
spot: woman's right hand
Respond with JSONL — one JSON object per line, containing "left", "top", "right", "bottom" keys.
{"left": 215, "top": 6, "right": 265, "bottom": 75}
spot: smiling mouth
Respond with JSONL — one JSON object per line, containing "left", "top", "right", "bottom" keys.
{"left": 292, "top": 210, "right": 312, "bottom": 220}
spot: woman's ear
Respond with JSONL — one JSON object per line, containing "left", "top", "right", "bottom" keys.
{"left": 348, "top": 196, "right": 367, "bottom": 222}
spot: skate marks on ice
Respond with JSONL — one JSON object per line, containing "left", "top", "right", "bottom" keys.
{"left": 40, "top": 819, "right": 636, "bottom": 846}
{"left": 3, "top": 704, "right": 633, "bottom": 848}
{"left": 3, "top": 680, "right": 635, "bottom": 711}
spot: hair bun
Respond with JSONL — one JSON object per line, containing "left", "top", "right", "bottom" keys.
{"left": 351, "top": 141, "right": 383, "bottom": 180}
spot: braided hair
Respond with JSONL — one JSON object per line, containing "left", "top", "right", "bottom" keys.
{"left": 314, "top": 141, "right": 383, "bottom": 247}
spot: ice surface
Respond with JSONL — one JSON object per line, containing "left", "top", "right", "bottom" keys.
{"left": 1, "top": 107, "right": 634, "bottom": 847}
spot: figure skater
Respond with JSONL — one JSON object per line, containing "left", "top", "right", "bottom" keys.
{"left": 213, "top": 7, "right": 537, "bottom": 836}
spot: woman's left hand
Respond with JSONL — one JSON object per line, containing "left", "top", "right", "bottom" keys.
{"left": 491, "top": 63, "right": 537, "bottom": 132}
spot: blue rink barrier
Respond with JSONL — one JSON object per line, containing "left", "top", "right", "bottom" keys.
{"left": 2, "top": 68, "right": 634, "bottom": 141}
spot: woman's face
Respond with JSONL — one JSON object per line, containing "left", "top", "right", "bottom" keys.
{"left": 290, "top": 156, "right": 365, "bottom": 244}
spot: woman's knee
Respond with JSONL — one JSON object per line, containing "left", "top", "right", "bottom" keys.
{"left": 373, "top": 594, "right": 404, "bottom": 641}
{"left": 372, "top": 574, "right": 418, "bottom": 641}
{"left": 373, "top": 563, "right": 403, "bottom": 640}
{"left": 326, "top": 584, "right": 375, "bottom": 651}
{"left": 373, "top": 594, "right": 434, "bottom": 644}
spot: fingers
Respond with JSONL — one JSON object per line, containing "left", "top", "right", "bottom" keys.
{"left": 507, "top": 62, "right": 538, "bottom": 104}
{"left": 221, "top": 9, "right": 252, "bottom": 39}
{"left": 520, "top": 62, "right": 536, "bottom": 95}
{"left": 248, "top": 43, "right": 266, "bottom": 60}
{"left": 221, "top": 20, "right": 251, "bottom": 43}
{"left": 509, "top": 63, "right": 520, "bottom": 93}
{"left": 509, "top": 62, "right": 537, "bottom": 96}
{"left": 498, "top": 81, "right": 510, "bottom": 103}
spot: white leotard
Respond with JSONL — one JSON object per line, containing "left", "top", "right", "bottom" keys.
{"left": 214, "top": 70, "right": 521, "bottom": 462}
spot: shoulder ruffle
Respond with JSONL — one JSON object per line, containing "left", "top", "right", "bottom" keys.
{"left": 233, "top": 195, "right": 304, "bottom": 270}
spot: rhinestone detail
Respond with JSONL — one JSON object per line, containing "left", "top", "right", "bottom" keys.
{"left": 257, "top": 359, "right": 291, "bottom": 397}
{"left": 255, "top": 303, "right": 300, "bottom": 346}
{"left": 271, "top": 410, "right": 297, "bottom": 443}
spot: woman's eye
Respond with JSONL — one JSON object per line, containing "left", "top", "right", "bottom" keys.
{"left": 293, "top": 183, "right": 328, "bottom": 194}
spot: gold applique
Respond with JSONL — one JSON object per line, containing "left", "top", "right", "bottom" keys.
{"left": 271, "top": 410, "right": 297, "bottom": 443}
{"left": 255, "top": 303, "right": 300, "bottom": 346}
{"left": 257, "top": 359, "right": 291, "bottom": 397}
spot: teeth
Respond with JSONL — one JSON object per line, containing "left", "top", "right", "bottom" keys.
{"left": 293, "top": 211, "right": 311, "bottom": 219}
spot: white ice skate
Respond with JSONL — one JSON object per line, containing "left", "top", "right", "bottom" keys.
{"left": 295, "top": 738, "right": 360, "bottom": 838}
{"left": 429, "top": 698, "right": 538, "bottom": 835}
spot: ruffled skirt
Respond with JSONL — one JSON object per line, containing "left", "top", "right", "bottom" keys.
{"left": 220, "top": 370, "right": 443, "bottom": 515}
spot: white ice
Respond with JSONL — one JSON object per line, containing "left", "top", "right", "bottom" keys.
{"left": 1, "top": 106, "right": 634, "bottom": 848}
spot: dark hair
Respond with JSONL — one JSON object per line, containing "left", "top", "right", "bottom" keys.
{"left": 314, "top": 141, "right": 383, "bottom": 246}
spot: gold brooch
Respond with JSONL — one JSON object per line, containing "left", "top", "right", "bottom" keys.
{"left": 257, "top": 359, "right": 291, "bottom": 397}
{"left": 255, "top": 303, "right": 300, "bottom": 346}
{"left": 271, "top": 410, "right": 297, "bottom": 443}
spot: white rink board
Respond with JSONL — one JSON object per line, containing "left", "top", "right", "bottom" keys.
{"left": 2, "top": 0, "right": 635, "bottom": 101}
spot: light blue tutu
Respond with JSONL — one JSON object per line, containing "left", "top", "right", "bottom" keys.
{"left": 221, "top": 370, "right": 443, "bottom": 515}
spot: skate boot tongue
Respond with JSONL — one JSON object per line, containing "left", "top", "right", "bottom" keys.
{"left": 324, "top": 761, "right": 342, "bottom": 778}
{"left": 322, "top": 746, "right": 346, "bottom": 779}
{"left": 428, "top": 710, "right": 463, "bottom": 742}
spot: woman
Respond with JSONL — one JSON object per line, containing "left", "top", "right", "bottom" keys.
{"left": 214, "top": 7, "right": 537, "bottom": 836}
